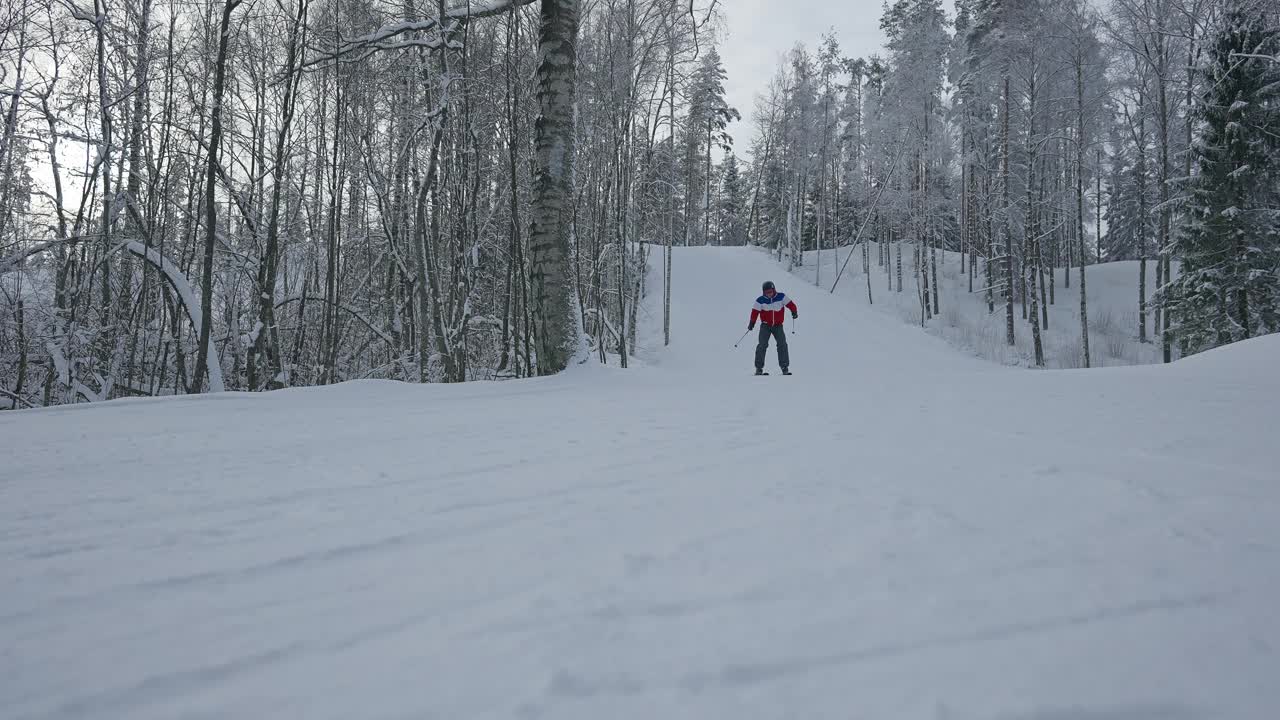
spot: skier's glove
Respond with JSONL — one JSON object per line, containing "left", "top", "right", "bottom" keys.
{"left": 748, "top": 322, "right": 755, "bottom": 331}
{"left": 791, "top": 311, "right": 798, "bottom": 319}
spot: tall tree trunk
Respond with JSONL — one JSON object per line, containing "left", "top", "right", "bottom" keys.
{"left": 1096, "top": 147, "right": 1102, "bottom": 264}
{"left": 1002, "top": 76, "right": 1015, "bottom": 347}
{"left": 925, "top": 101, "right": 938, "bottom": 316}
{"left": 253, "top": 0, "right": 307, "bottom": 390}
{"left": 1076, "top": 55, "right": 1090, "bottom": 368}
{"left": 985, "top": 161, "right": 994, "bottom": 313}
{"left": 1037, "top": 158, "right": 1048, "bottom": 330}
{"left": 500, "top": 9, "right": 525, "bottom": 372}
{"left": 1156, "top": 25, "right": 1172, "bottom": 363}
{"left": 122, "top": 0, "right": 153, "bottom": 391}
{"left": 529, "top": 0, "right": 581, "bottom": 374}
{"left": 1025, "top": 71, "right": 1044, "bottom": 366}
{"left": 895, "top": 226, "right": 902, "bottom": 293}
{"left": 94, "top": 0, "right": 116, "bottom": 383}
{"left": 191, "top": 0, "right": 239, "bottom": 393}
{"left": 1176, "top": 14, "right": 1199, "bottom": 359}
{"left": 704, "top": 120, "right": 713, "bottom": 246}
{"left": 1136, "top": 97, "right": 1148, "bottom": 344}
{"left": 664, "top": 35, "right": 674, "bottom": 346}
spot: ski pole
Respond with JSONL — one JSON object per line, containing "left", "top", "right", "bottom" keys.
{"left": 733, "top": 329, "right": 751, "bottom": 347}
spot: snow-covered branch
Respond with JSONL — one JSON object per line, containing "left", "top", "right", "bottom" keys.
{"left": 314, "top": 0, "right": 537, "bottom": 64}
{"left": 124, "top": 242, "right": 226, "bottom": 393}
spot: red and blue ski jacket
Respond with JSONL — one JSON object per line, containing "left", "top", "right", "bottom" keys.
{"left": 750, "top": 292, "right": 797, "bottom": 327}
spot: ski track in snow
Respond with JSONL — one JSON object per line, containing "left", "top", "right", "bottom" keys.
{"left": 3, "top": 247, "right": 1279, "bottom": 719}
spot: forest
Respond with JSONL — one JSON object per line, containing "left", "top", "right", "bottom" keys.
{"left": 1, "top": 0, "right": 1277, "bottom": 408}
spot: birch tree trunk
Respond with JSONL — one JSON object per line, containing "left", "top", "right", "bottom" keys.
{"left": 1075, "top": 52, "right": 1091, "bottom": 368}
{"left": 529, "top": 0, "right": 581, "bottom": 374}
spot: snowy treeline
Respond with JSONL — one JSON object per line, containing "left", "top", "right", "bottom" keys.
{"left": 1, "top": 0, "right": 1276, "bottom": 409}
{"left": 0, "top": 0, "right": 737, "bottom": 407}
{"left": 741, "top": 0, "right": 1279, "bottom": 368}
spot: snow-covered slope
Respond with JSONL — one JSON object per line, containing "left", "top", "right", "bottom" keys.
{"left": 793, "top": 243, "right": 1180, "bottom": 369}
{"left": 3, "top": 247, "right": 1277, "bottom": 720}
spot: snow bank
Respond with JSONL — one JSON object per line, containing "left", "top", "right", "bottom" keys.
{"left": 1166, "top": 332, "right": 1280, "bottom": 380}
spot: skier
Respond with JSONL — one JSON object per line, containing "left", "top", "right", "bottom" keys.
{"left": 748, "top": 280, "right": 797, "bottom": 375}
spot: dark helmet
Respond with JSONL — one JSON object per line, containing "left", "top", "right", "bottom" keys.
{"left": 762, "top": 280, "right": 776, "bottom": 292}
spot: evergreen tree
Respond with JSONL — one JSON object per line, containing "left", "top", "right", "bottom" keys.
{"left": 1169, "top": 0, "right": 1280, "bottom": 353}
{"left": 838, "top": 57, "right": 868, "bottom": 238}
{"left": 1101, "top": 146, "right": 1149, "bottom": 261}
{"left": 681, "top": 45, "right": 739, "bottom": 246}
{"left": 718, "top": 152, "right": 747, "bottom": 245}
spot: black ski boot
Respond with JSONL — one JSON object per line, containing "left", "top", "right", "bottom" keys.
{"left": 755, "top": 368, "right": 767, "bottom": 376}
{"left": 781, "top": 368, "right": 792, "bottom": 376}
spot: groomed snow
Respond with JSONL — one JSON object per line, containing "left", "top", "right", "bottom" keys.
{"left": 3, "top": 247, "right": 1278, "bottom": 719}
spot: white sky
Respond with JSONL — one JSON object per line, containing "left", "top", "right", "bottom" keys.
{"left": 719, "top": 0, "right": 956, "bottom": 158}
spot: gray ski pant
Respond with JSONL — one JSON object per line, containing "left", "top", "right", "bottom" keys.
{"left": 754, "top": 323, "right": 789, "bottom": 370}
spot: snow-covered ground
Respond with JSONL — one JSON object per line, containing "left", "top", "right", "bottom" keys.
{"left": 793, "top": 243, "right": 1179, "bottom": 369}
{"left": 3, "top": 247, "right": 1278, "bottom": 719}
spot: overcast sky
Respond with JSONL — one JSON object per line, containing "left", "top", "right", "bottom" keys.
{"left": 719, "top": 0, "right": 956, "bottom": 158}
